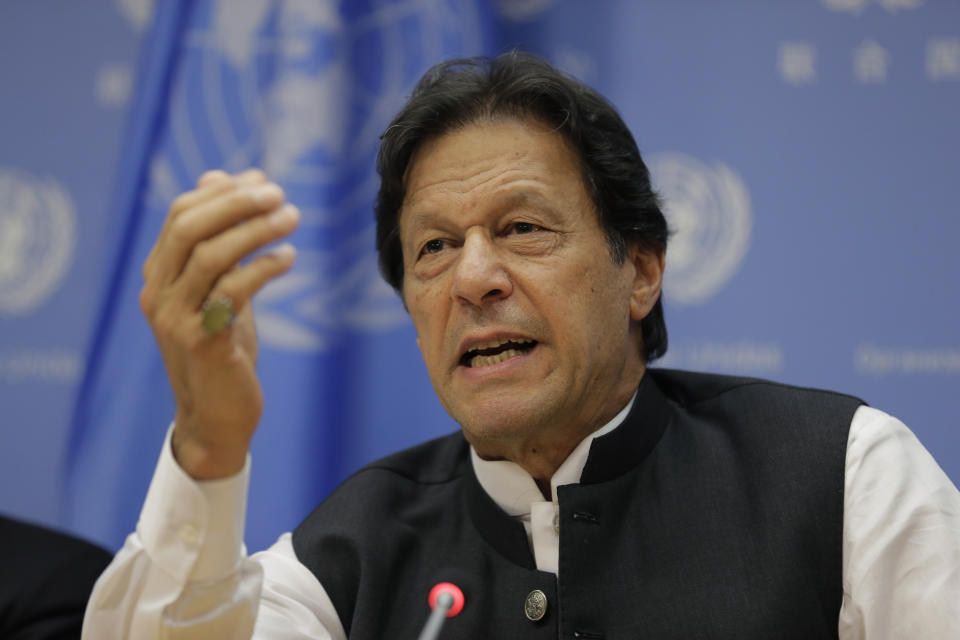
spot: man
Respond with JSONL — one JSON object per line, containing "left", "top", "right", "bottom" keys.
{"left": 83, "top": 53, "right": 959, "bottom": 638}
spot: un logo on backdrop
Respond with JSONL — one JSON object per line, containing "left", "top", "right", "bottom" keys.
{"left": 648, "top": 153, "right": 752, "bottom": 305}
{"left": 0, "top": 169, "right": 76, "bottom": 315}
{"left": 152, "top": 0, "right": 483, "bottom": 351}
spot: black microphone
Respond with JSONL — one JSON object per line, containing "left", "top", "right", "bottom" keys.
{"left": 416, "top": 582, "right": 465, "bottom": 640}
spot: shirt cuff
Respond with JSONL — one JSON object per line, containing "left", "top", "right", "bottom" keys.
{"left": 137, "top": 424, "right": 251, "bottom": 584}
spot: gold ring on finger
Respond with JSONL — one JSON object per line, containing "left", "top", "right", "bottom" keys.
{"left": 201, "top": 294, "right": 236, "bottom": 335}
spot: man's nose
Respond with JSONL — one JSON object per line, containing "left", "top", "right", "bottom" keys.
{"left": 450, "top": 230, "right": 512, "bottom": 307}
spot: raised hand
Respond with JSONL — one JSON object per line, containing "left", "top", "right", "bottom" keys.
{"left": 139, "top": 169, "right": 299, "bottom": 479}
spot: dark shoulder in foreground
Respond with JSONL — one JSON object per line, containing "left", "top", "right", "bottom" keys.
{"left": 0, "top": 515, "right": 112, "bottom": 639}
{"left": 333, "top": 430, "right": 471, "bottom": 498}
{"left": 293, "top": 430, "right": 473, "bottom": 566}
{"left": 649, "top": 367, "right": 866, "bottom": 409}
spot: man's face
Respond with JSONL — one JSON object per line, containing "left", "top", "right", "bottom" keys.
{"left": 399, "top": 117, "right": 654, "bottom": 455}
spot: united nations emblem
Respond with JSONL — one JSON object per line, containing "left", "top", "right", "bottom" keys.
{"left": 648, "top": 153, "right": 752, "bottom": 306}
{"left": 145, "top": 0, "right": 484, "bottom": 352}
{"left": 0, "top": 169, "right": 76, "bottom": 315}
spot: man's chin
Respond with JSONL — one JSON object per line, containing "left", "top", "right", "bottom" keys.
{"left": 455, "top": 406, "right": 553, "bottom": 452}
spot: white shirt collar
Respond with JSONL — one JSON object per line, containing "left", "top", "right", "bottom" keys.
{"left": 469, "top": 391, "right": 638, "bottom": 516}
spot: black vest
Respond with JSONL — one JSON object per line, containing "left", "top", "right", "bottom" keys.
{"left": 293, "top": 370, "right": 862, "bottom": 639}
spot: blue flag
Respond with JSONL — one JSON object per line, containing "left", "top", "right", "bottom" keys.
{"left": 67, "top": 0, "right": 493, "bottom": 552}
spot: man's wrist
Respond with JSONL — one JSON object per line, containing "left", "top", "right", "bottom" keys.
{"left": 171, "top": 427, "right": 249, "bottom": 480}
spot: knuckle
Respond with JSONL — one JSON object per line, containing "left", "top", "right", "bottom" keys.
{"left": 217, "top": 273, "right": 244, "bottom": 303}
{"left": 168, "top": 216, "right": 195, "bottom": 245}
{"left": 169, "top": 191, "right": 195, "bottom": 216}
{"left": 197, "top": 169, "right": 228, "bottom": 188}
{"left": 228, "top": 188, "right": 257, "bottom": 210}
{"left": 240, "top": 168, "right": 267, "bottom": 184}
{"left": 138, "top": 286, "right": 156, "bottom": 316}
{"left": 152, "top": 307, "right": 179, "bottom": 338}
{"left": 191, "top": 241, "right": 220, "bottom": 273}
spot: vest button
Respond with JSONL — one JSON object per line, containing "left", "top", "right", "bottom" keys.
{"left": 524, "top": 589, "right": 548, "bottom": 621}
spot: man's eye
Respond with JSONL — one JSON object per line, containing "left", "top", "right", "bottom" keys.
{"left": 421, "top": 239, "right": 446, "bottom": 255}
{"left": 512, "top": 222, "right": 539, "bottom": 234}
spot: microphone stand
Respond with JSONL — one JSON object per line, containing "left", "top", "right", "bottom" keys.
{"left": 416, "top": 592, "right": 454, "bottom": 640}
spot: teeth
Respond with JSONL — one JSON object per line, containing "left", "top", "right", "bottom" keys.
{"left": 472, "top": 338, "right": 523, "bottom": 351}
{"left": 470, "top": 348, "right": 525, "bottom": 368}
{"left": 461, "top": 337, "right": 536, "bottom": 368}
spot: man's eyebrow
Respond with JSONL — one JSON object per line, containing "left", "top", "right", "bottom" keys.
{"left": 493, "top": 189, "right": 546, "bottom": 209}
{"left": 402, "top": 188, "right": 567, "bottom": 235}
{"left": 401, "top": 210, "right": 445, "bottom": 234}
{"left": 491, "top": 189, "right": 569, "bottom": 221}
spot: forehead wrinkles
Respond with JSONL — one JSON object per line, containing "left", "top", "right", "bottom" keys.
{"left": 404, "top": 149, "right": 539, "bottom": 206}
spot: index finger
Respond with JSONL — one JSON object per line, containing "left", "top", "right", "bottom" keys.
{"left": 144, "top": 169, "right": 268, "bottom": 281}
{"left": 197, "top": 170, "right": 230, "bottom": 189}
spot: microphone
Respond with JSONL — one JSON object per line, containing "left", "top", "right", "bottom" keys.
{"left": 416, "top": 582, "right": 465, "bottom": 640}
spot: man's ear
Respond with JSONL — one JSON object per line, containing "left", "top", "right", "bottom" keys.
{"left": 627, "top": 244, "right": 665, "bottom": 322}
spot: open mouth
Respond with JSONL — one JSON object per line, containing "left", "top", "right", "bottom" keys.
{"left": 460, "top": 339, "right": 538, "bottom": 368}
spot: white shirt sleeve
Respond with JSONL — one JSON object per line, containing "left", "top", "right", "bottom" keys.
{"left": 838, "top": 405, "right": 960, "bottom": 639}
{"left": 81, "top": 427, "right": 346, "bottom": 640}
